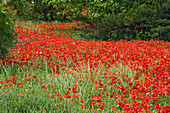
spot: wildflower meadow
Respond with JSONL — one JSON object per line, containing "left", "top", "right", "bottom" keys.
{"left": 0, "top": 20, "right": 170, "bottom": 113}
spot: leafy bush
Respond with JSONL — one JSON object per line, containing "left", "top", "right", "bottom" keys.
{"left": 7, "top": 0, "right": 69, "bottom": 22}
{"left": 33, "top": 0, "right": 70, "bottom": 22}
{"left": 6, "top": 0, "right": 32, "bottom": 20}
{"left": 0, "top": 2, "right": 17, "bottom": 59}
{"left": 43, "top": 0, "right": 127, "bottom": 22}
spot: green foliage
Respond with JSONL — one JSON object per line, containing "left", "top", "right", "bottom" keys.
{"left": 6, "top": 0, "right": 53, "bottom": 21}
{"left": 6, "top": 0, "right": 169, "bottom": 41}
{"left": 25, "top": 0, "right": 69, "bottom": 21}
{"left": 0, "top": 2, "right": 17, "bottom": 60}
{"left": 31, "top": 0, "right": 52, "bottom": 21}
{"left": 43, "top": 0, "right": 129, "bottom": 40}
{"left": 46, "top": 0, "right": 170, "bottom": 41}
{"left": 44, "top": 0, "right": 126, "bottom": 21}
{"left": 6, "top": 0, "right": 32, "bottom": 20}
{"left": 74, "top": 0, "right": 170, "bottom": 41}
{"left": 41, "top": 0, "right": 85, "bottom": 21}
{"left": 158, "top": 94, "right": 170, "bottom": 106}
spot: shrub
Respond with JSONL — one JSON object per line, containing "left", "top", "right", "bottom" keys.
{"left": 6, "top": 0, "right": 32, "bottom": 20}
{"left": 9, "top": 0, "right": 67, "bottom": 22}
{"left": 0, "top": 2, "right": 17, "bottom": 59}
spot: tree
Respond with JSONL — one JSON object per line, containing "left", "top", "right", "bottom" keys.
{"left": 0, "top": 1, "right": 17, "bottom": 60}
{"left": 51, "top": 0, "right": 169, "bottom": 41}
{"left": 8, "top": 0, "right": 170, "bottom": 41}
{"left": 6, "top": 0, "right": 32, "bottom": 19}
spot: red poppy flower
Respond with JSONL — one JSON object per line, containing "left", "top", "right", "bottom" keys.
{"left": 59, "top": 96, "right": 63, "bottom": 100}
{"left": 72, "top": 88, "right": 78, "bottom": 93}
{"left": 101, "top": 102, "right": 106, "bottom": 106}
{"left": 20, "top": 92, "right": 24, "bottom": 96}
{"left": 80, "top": 99, "right": 85, "bottom": 103}
{"left": 3, "top": 2, "right": 7, "bottom": 5}
{"left": 37, "top": 105, "right": 40, "bottom": 108}
{"left": 110, "top": 95, "right": 114, "bottom": 98}
{"left": 98, "top": 106, "right": 104, "bottom": 110}
{"left": 155, "top": 103, "right": 160, "bottom": 108}
{"left": 38, "top": 81, "right": 42, "bottom": 84}
{"left": 64, "top": 95, "right": 72, "bottom": 99}
{"left": 111, "top": 106, "right": 116, "bottom": 111}
{"left": 74, "top": 84, "right": 78, "bottom": 87}
{"left": 32, "top": 76, "right": 37, "bottom": 79}
{"left": 25, "top": 77, "right": 30, "bottom": 81}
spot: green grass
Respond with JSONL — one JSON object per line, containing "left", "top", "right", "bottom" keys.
{"left": 0, "top": 58, "right": 142, "bottom": 112}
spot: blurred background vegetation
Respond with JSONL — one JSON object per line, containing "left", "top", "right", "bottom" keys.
{"left": 2, "top": 0, "right": 170, "bottom": 41}
{"left": 0, "top": 0, "right": 170, "bottom": 59}
{"left": 5, "top": 0, "right": 170, "bottom": 41}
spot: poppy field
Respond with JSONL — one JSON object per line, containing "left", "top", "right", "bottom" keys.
{"left": 0, "top": 20, "right": 170, "bottom": 113}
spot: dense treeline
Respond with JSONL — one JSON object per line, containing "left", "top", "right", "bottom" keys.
{"left": 0, "top": 0, "right": 169, "bottom": 59}
{"left": 5, "top": 0, "right": 170, "bottom": 41}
